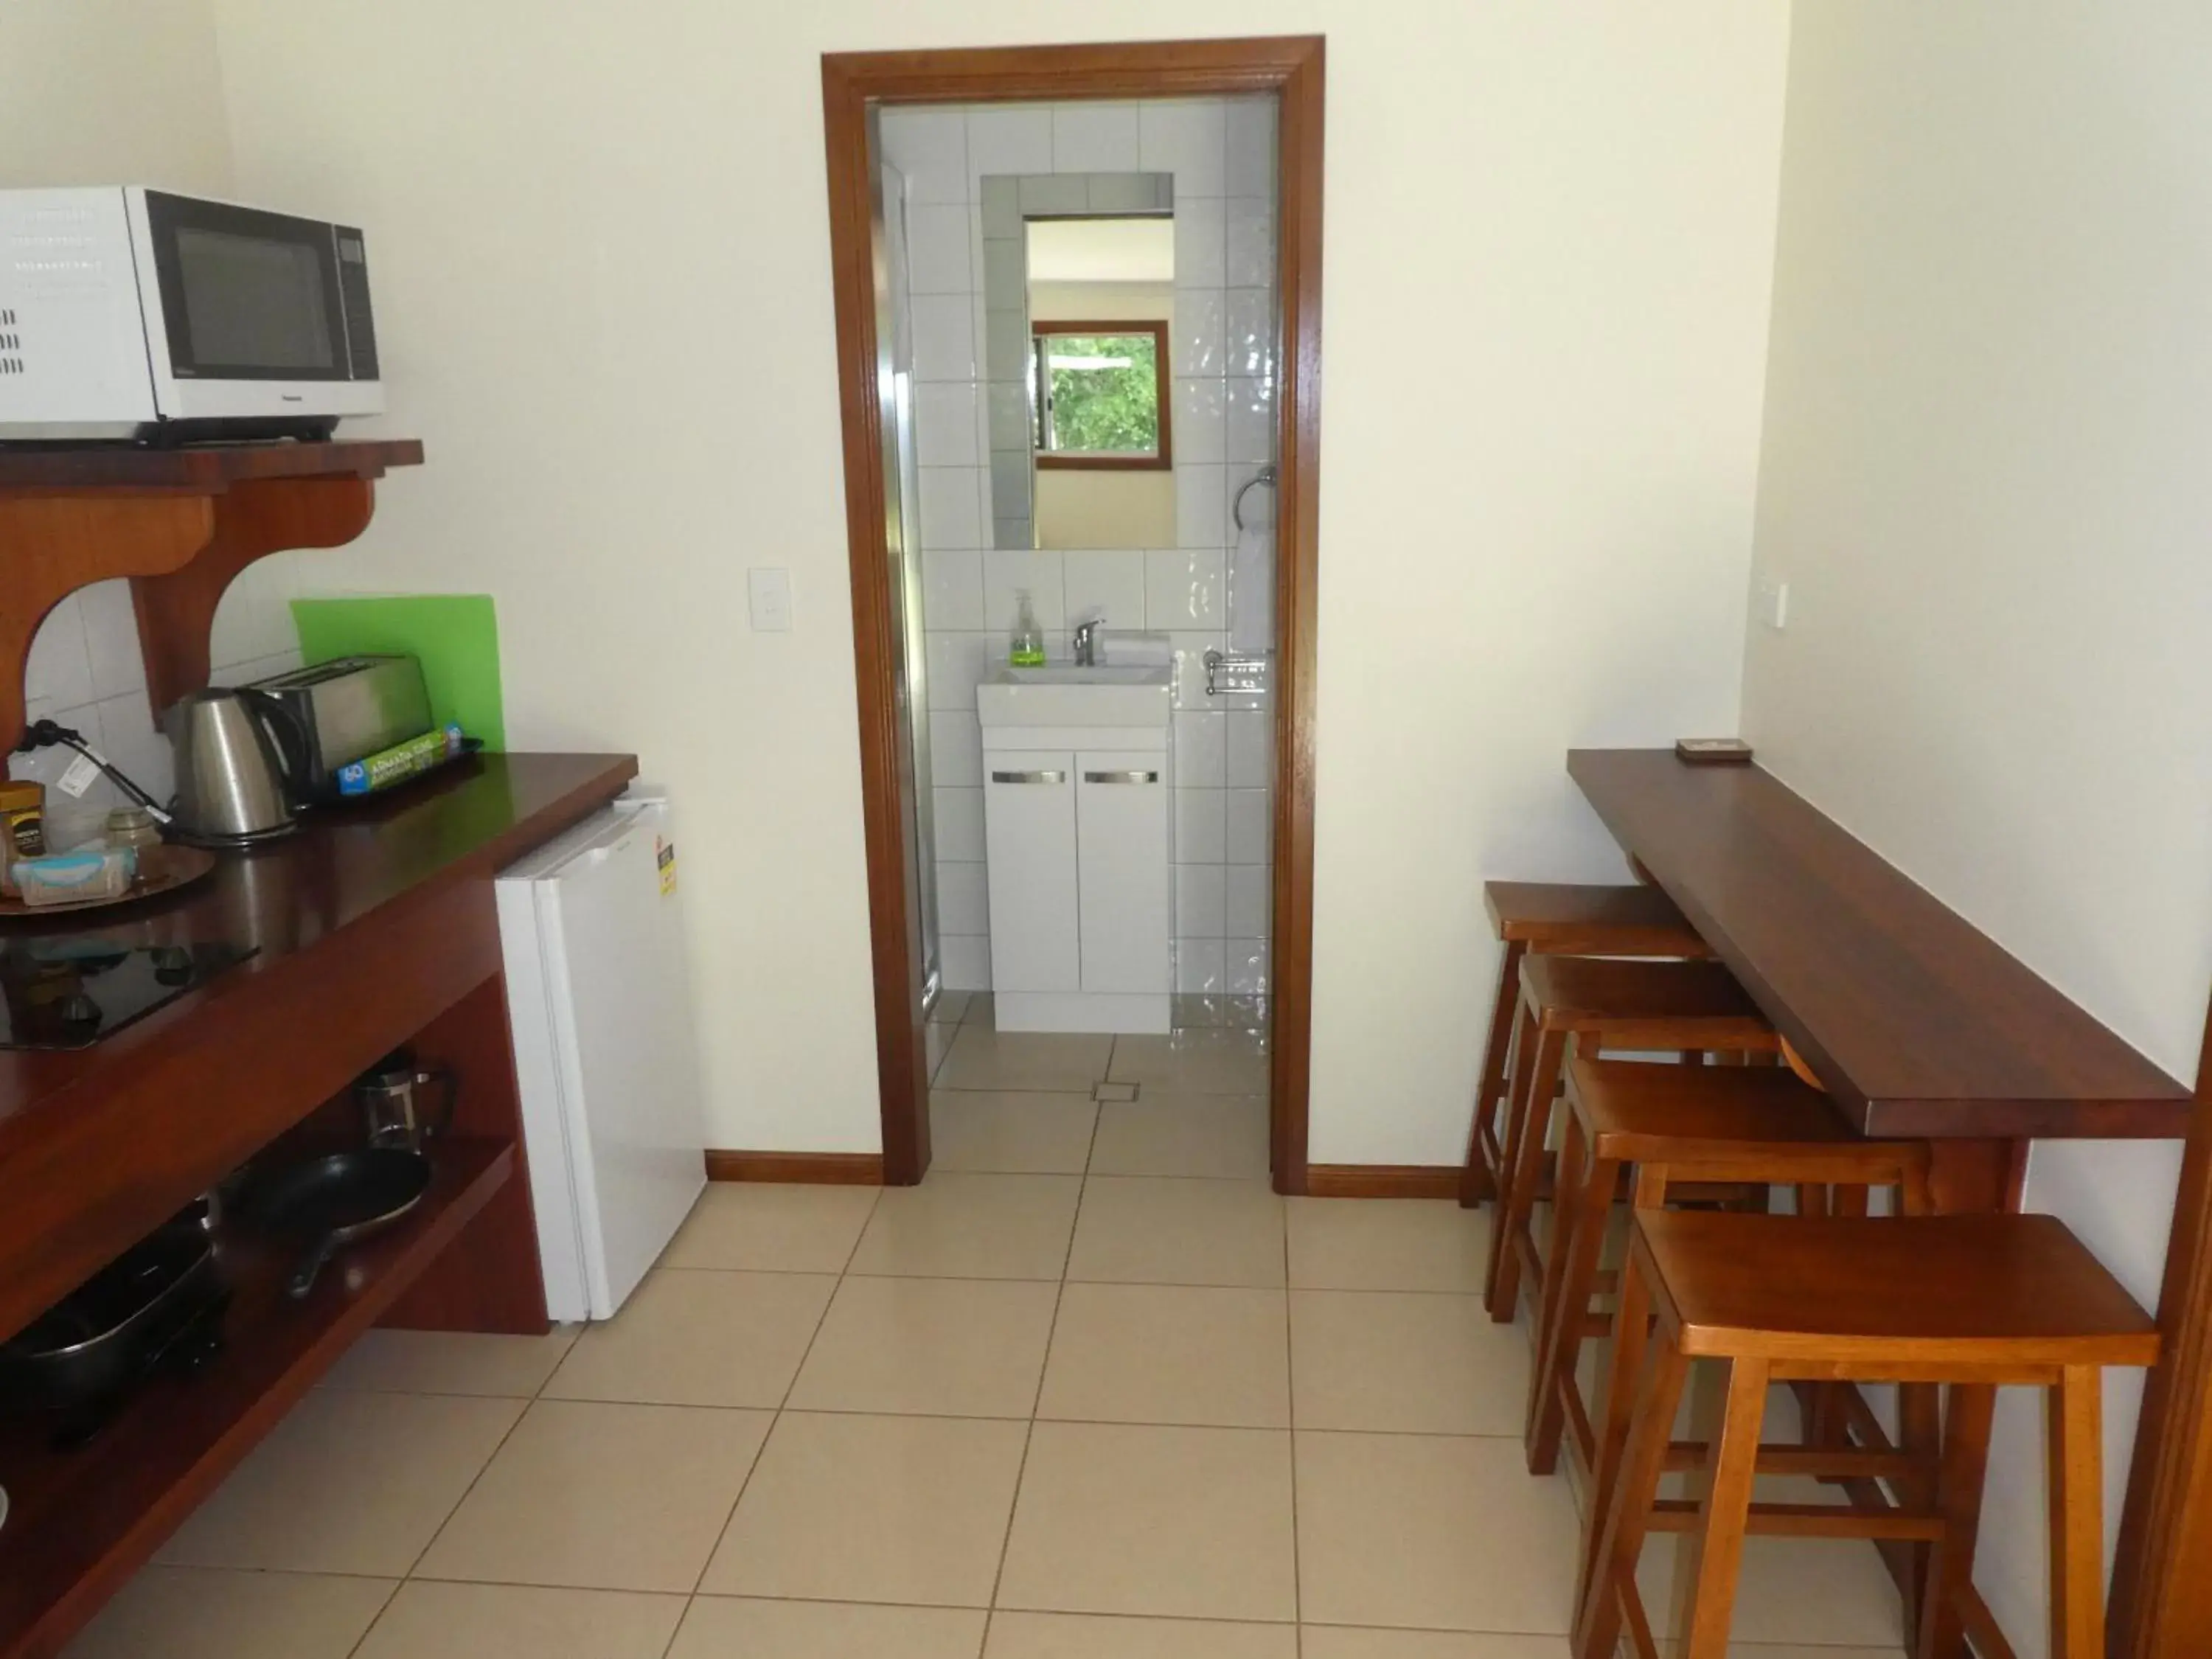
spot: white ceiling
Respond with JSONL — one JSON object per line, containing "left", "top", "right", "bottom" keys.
{"left": 1025, "top": 218, "right": 1175, "bottom": 285}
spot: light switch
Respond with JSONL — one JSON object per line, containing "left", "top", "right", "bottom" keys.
{"left": 1757, "top": 578, "right": 1789, "bottom": 631}
{"left": 748, "top": 568, "right": 793, "bottom": 632}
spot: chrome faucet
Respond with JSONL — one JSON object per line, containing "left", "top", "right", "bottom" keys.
{"left": 1073, "top": 617, "right": 1105, "bottom": 667}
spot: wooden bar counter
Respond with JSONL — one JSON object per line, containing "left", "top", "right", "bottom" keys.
{"left": 1568, "top": 748, "right": 2195, "bottom": 1658}
{"left": 0, "top": 751, "right": 635, "bottom": 1658}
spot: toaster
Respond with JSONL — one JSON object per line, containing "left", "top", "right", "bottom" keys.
{"left": 244, "top": 655, "right": 434, "bottom": 801}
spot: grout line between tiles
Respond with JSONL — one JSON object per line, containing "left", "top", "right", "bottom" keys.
{"left": 677, "top": 1188, "right": 872, "bottom": 1626}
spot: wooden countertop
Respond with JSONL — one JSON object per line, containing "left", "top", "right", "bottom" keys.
{"left": 1569, "top": 749, "right": 2191, "bottom": 1140}
{"left": 0, "top": 751, "right": 636, "bottom": 1340}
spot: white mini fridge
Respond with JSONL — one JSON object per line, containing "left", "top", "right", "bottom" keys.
{"left": 496, "top": 787, "right": 706, "bottom": 1322}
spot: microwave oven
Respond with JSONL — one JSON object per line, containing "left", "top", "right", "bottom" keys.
{"left": 0, "top": 187, "right": 381, "bottom": 443}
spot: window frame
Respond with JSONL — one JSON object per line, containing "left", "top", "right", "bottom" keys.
{"left": 1029, "top": 318, "right": 1174, "bottom": 472}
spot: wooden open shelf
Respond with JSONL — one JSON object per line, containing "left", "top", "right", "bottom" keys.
{"left": 0, "top": 439, "right": 422, "bottom": 747}
{"left": 0, "top": 1135, "right": 511, "bottom": 1659}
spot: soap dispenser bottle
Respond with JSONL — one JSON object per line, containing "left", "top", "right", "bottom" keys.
{"left": 1009, "top": 588, "right": 1046, "bottom": 667}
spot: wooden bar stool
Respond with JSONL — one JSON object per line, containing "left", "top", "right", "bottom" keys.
{"left": 1574, "top": 1211, "right": 2160, "bottom": 1659}
{"left": 1526, "top": 1054, "right": 1930, "bottom": 1479}
{"left": 1460, "top": 882, "right": 1710, "bottom": 1209}
{"left": 1481, "top": 957, "right": 1778, "bottom": 1326}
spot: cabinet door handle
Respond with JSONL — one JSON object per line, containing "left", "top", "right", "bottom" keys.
{"left": 1082, "top": 770, "right": 1161, "bottom": 784}
{"left": 990, "top": 769, "right": 1066, "bottom": 785}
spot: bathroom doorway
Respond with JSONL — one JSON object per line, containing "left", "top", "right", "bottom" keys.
{"left": 823, "top": 38, "right": 1324, "bottom": 1193}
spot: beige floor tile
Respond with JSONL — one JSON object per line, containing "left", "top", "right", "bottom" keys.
{"left": 1298, "top": 1633, "right": 1571, "bottom": 1658}
{"left": 1633, "top": 1531, "right": 1907, "bottom": 1650}
{"left": 1067, "top": 1177, "right": 1285, "bottom": 1287}
{"left": 930, "top": 1019, "right": 956, "bottom": 1081}
{"left": 940, "top": 1025, "right": 1115, "bottom": 1091}
{"left": 998, "top": 1422, "right": 1296, "bottom": 1622}
{"left": 933, "top": 1089, "right": 1100, "bottom": 1173}
{"left": 661, "top": 1181, "right": 878, "bottom": 1272}
{"left": 352, "top": 1582, "right": 685, "bottom": 1659}
{"left": 543, "top": 1267, "right": 833, "bottom": 1407}
{"left": 933, "top": 989, "right": 975, "bottom": 1024}
{"left": 1287, "top": 1197, "right": 1486, "bottom": 1293}
{"left": 415, "top": 1399, "right": 770, "bottom": 1592}
{"left": 789, "top": 1274, "right": 1060, "bottom": 1416}
{"left": 157, "top": 1389, "right": 522, "bottom": 1576}
{"left": 1295, "top": 1431, "right": 1582, "bottom": 1633}
{"left": 987, "top": 1611, "right": 1298, "bottom": 1657}
{"left": 849, "top": 1171, "right": 1082, "bottom": 1279}
{"left": 1038, "top": 1283, "right": 1289, "bottom": 1427}
{"left": 60, "top": 1568, "right": 394, "bottom": 1659}
{"left": 703, "top": 1411, "right": 1027, "bottom": 1606}
{"left": 1107, "top": 1030, "right": 1269, "bottom": 1094}
{"left": 320, "top": 1326, "right": 578, "bottom": 1397}
{"left": 966, "top": 991, "right": 998, "bottom": 1026}
{"left": 1088, "top": 1096, "right": 1270, "bottom": 1179}
{"left": 1290, "top": 1290, "right": 1526, "bottom": 1435}
{"left": 671, "top": 1598, "right": 987, "bottom": 1659}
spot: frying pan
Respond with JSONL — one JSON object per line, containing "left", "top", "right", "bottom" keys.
{"left": 252, "top": 1147, "right": 431, "bottom": 1299}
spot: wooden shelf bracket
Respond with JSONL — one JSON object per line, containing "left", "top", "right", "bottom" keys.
{"left": 130, "top": 476, "right": 377, "bottom": 718}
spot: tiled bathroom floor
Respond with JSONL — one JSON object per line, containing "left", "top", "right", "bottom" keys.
{"left": 64, "top": 1010, "right": 1908, "bottom": 1658}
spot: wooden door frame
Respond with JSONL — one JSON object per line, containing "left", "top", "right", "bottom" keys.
{"left": 821, "top": 36, "right": 1324, "bottom": 1192}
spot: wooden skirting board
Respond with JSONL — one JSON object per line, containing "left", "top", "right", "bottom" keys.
{"left": 705, "top": 1155, "right": 1457, "bottom": 1198}
{"left": 704, "top": 1151, "right": 885, "bottom": 1186}
{"left": 1302, "top": 1164, "right": 1463, "bottom": 1200}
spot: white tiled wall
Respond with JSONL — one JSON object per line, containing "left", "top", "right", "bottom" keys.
{"left": 9, "top": 560, "right": 305, "bottom": 828}
{"left": 882, "top": 95, "right": 1279, "bottom": 997}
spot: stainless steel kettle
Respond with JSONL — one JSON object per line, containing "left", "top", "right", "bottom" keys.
{"left": 162, "top": 689, "right": 304, "bottom": 843}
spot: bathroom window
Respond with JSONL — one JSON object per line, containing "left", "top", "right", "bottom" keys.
{"left": 1030, "top": 321, "right": 1172, "bottom": 470}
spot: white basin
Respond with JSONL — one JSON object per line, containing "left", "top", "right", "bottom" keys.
{"left": 977, "top": 662, "right": 1172, "bottom": 728}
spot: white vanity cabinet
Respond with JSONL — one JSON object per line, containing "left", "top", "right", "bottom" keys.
{"left": 1076, "top": 754, "right": 1171, "bottom": 995}
{"left": 975, "top": 664, "right": 1173, "bottom": 1034}
{"left": 982, "top": 753, "right": 1079, "bottom": 993}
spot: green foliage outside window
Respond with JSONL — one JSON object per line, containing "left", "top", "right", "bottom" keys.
{"left": 1034, "top": 332, "right": 1161, "bottom": 457}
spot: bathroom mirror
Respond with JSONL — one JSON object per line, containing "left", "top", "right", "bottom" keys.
{"left": 980, "top": 173, "right": 1174, "bottom": 550}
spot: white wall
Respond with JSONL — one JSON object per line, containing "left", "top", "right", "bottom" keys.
{"left": 1742, "top": 4, "right": 2212, "bottom": 1649}
{"left": 200, "top": 1, "right": 1789, "bottom": 1158}
{"left": 0, "top": 0, "right": 302, "bottom": 820}
{"left": 0, "top": 0, "right": 231, "bottom": 194}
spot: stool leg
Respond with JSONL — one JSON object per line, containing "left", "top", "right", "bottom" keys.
{"left": 1528, "top": 1114, "right": 1613, "bottom": 1475}
{"left": 1460, "top": 938, "right": 1527, "bottom": 1208}
{"left": 1576, "top": 1237, "right": 1655, "bottom": 1621}
{"left": 1673, "top": 1357, "right": 1770, "bottom": 1659}
{"left": 1898, "top": 1382, "right": 1944, "bottom": 1632}
{"left": 1573, "top": 1326, "right": 1690, "bottom": 1659}
{"left": 1917, "top": 1383, "right": 1997, "bottom": 1659}
{"left": 2047, "top": 1365, "right": 2105, "bottom": 1659}
{"left": 1486, "top": 1020, "right": 1565, "bottom": 1321}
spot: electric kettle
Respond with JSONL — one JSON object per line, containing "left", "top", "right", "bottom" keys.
{"left": 162, "top": 689, "right": 304, "bottom": 843}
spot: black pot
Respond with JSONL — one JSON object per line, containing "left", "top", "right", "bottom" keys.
{"left": 0, "top": 1216, "right": 226, "bottom": 1413}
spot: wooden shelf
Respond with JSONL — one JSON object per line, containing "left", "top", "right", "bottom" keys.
{"left": 0, "top": 1136, "right": 512, "bottom": 1659}
{"left": 0, "top": 439, "right": 422, "bottom": 494}
{"left": 0, "top": 439, "right": 424, "bottom": 746}
{"left": 1568, "top": 748, "right": 2192, "bottom": 1139}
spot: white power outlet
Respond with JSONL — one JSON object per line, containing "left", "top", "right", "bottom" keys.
{"left": 1756, "top": 578, "right": 1790, "bottom": 631}
{"left": 748, "top": 568, "right": 793, "bottom": 632}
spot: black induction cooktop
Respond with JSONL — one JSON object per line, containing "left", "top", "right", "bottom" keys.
{"left": 0, "top": 939, "right": 257, "bottom": 1050}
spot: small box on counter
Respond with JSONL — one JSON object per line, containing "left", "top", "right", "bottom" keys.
{"left": 1674, "top": 737, "right": 1755, "bottom": 766}
{"left": 336, "top": 726, "right": 467, "bottom": 798}
{"left": 15, "top": 846, "right": 136, "bottom": 907}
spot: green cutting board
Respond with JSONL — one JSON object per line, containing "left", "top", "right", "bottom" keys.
{"left": 289, "top": 594, "right": 505, "bottom": 752}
